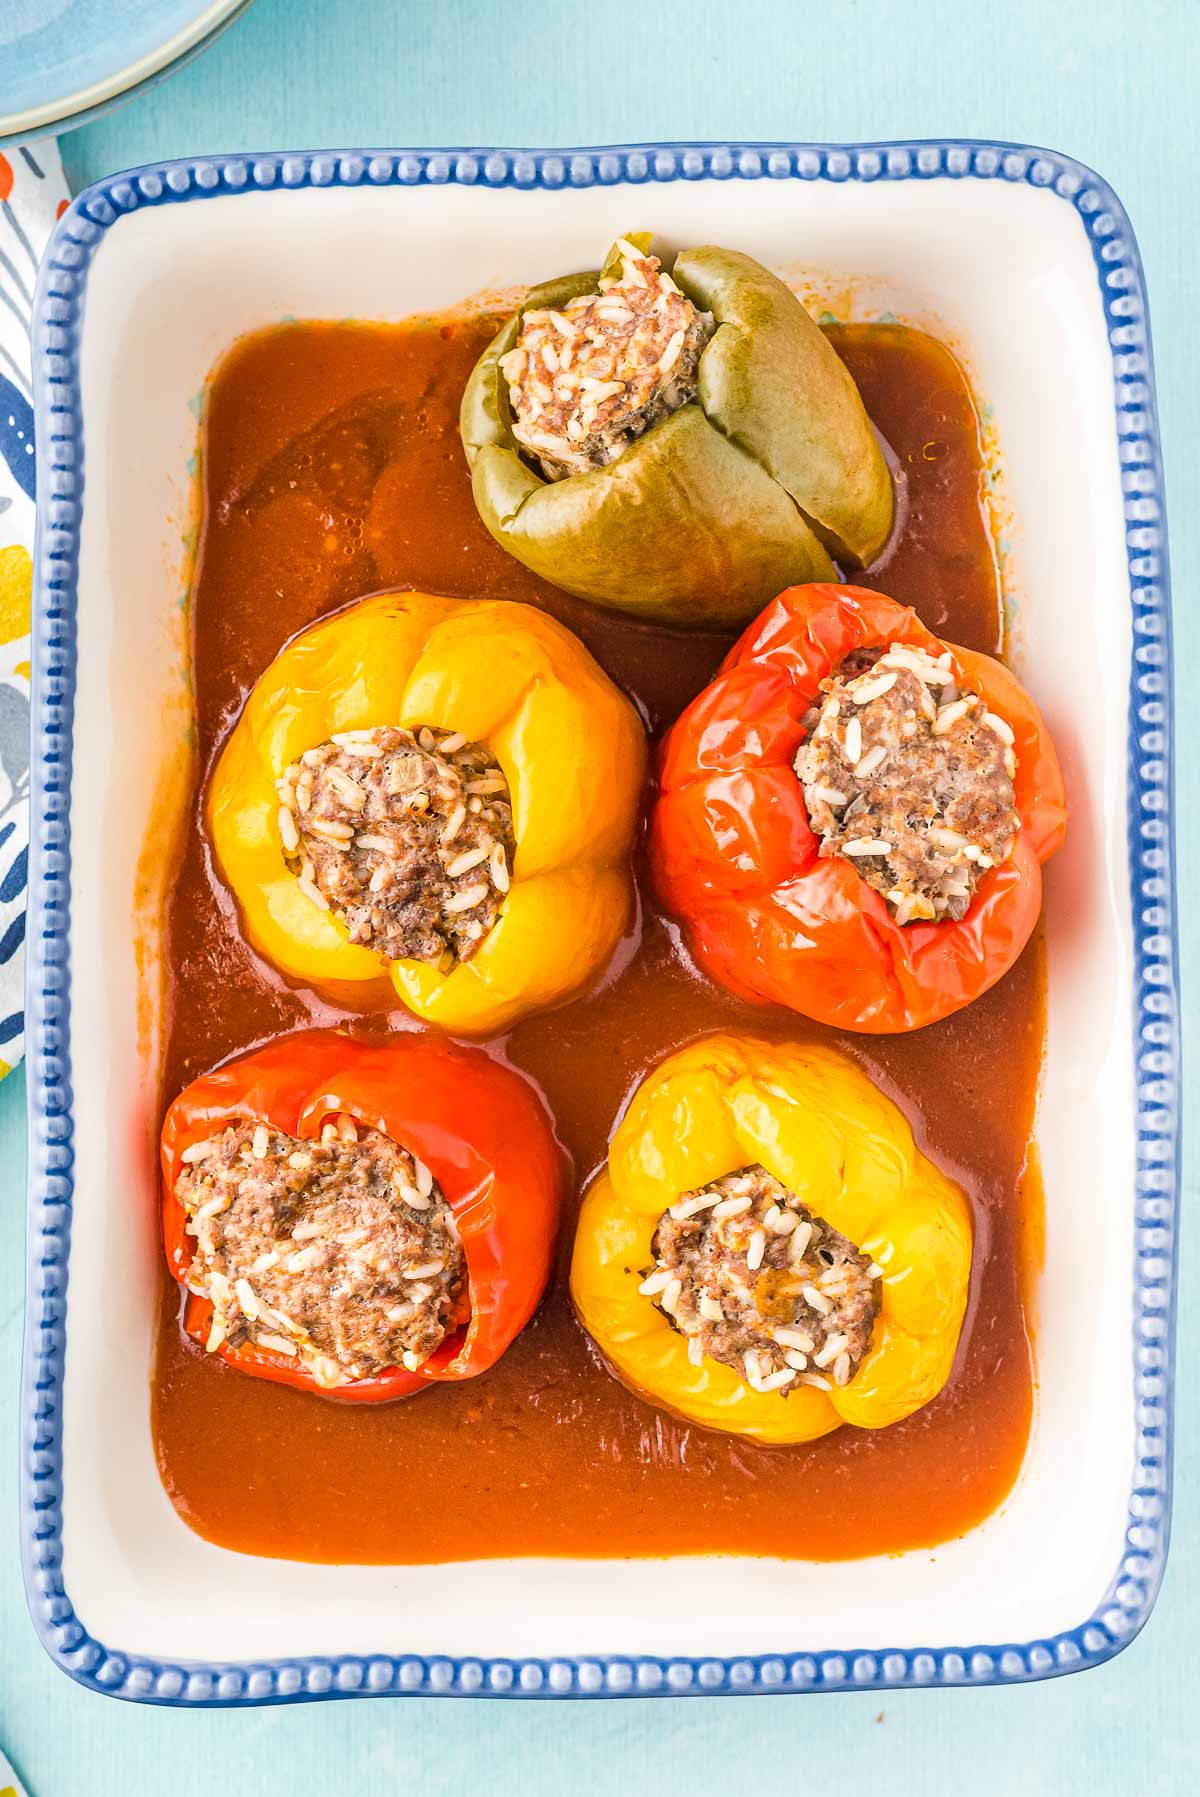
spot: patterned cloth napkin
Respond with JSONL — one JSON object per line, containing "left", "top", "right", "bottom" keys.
{"left": 0, "top": 142, "right": 68, "bottom": 1080}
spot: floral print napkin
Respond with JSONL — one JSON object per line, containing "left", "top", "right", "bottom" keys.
{"left": 0, "top": 143, "right": 69, "bottom": 1079}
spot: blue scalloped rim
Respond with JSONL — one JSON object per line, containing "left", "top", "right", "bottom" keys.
{"left": 23, "top": 139, "right": 1179, "bottom": 1706}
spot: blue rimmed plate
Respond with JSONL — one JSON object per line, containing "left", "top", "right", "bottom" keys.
{"left": 23, "top": 139, "right": 1178, "bottom": 1704}
{"left": 0, "top": 1, "right": 253, "bottom": 148}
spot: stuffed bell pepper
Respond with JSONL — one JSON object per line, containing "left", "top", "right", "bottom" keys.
{"left": 161, "top": 1030, "right": 562, "bottom": 1400}
{"left": 460, "top": 234, "right": 893, "bottom": 627}
{"left": 651, "top": 583, "right": 1067, "bottom": 1032}
{"left": 209, "top": 589, "right": 646, "bottom": 1035}
{"left": 571, "top": 1033, "right": 971, "bottom": 1444}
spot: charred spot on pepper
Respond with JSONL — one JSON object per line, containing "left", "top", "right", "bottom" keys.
{"left": 276, "top": 724, "right": 514, "bottom": 967}
{"left": 794, "top": 641, "right": 1020, "bottom": 923}
{"left": 639, "top": 1164, "right": 881, "bottom": 1395}
{"left": 499, "top": 238, "right": 714, "bottom": 481}
{"left": 175, "top": 1115, "right": 467, "bottom": 1388}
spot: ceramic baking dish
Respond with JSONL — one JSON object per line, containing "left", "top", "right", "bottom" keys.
{"left": 22, "top": 138, "right": 1178, "bottom": 1704}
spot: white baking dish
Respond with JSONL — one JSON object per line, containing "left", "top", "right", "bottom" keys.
{"left": 23, "top": 139, "right": 1178, "bottom": 1703}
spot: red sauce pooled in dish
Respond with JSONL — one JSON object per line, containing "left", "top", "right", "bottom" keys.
{"left": 152, "top": 313, "right": 1043, "bottom": 1564}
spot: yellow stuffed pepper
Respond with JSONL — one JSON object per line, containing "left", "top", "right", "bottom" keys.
{"left": 571, "top": 1033, "right": 972, "bottom": 1444}
{"left": 209, "top": 590, "right": 646, "bottom": 1034}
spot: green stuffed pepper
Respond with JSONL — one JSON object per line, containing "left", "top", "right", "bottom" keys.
{"left": 459, "top": 235, "right": 894, "bottom": 628}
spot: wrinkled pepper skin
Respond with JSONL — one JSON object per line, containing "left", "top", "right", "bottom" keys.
{"left": 650, "top": 583, "right": 1067, "bottom": 1033}
{"left": 570, "top": 1034, "right": 972, "bottom": 1443}
{"left": 460, "top": 246, "right": 893, "bottom": 627}
{"left": 209, "top": 590, "right": 646, "bottom": 1034}
{"left": 161, "top": 1030, "right": 563, "bottom": 1401}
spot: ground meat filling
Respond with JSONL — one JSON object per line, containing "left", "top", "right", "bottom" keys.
{"left": 499, "top": 239, "right": 713, "bottom": 481}
{"left": 793, "top": 642, "right": 1020, "bottom": 924}
{"left": 642, "top": 1166, "right": 880, "bottom": 1396}
{"left": 277, "top": 725, "right": 514, "bottom": 966}
{"left": 175, "top": 1117, "right": 466, "bottom": 1388}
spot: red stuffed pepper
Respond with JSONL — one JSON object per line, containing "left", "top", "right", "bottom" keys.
{"left": 160, "top": 1030, "right": 562, "bottom": 1401}
{"left": 651, "top": 583, "right": 1067, "bottom": 1033}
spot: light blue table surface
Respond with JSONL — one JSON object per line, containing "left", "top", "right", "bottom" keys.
{"left": 2, "top": 0, "right": 1196, "bottom": 1790}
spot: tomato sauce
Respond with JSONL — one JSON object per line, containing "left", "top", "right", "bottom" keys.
{"left": 152, "top": 312, "right": 1042, "bottom": 1563}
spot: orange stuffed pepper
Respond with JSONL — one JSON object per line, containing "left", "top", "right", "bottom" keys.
{"left": 161, "top": 1030, "right": 562, "bottom": 1402}
{"left": 651, "top": 583, "right": 1067, "bottom": 1032}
